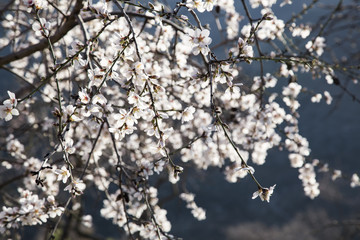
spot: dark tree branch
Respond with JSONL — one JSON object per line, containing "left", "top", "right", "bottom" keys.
{"left": 0, "top": 0, "right": 83, "bottom": 67}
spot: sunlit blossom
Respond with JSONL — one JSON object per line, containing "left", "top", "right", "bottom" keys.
{"left": 0, "top": 0, "right": 357, "bottom": 237}
{"left": 182, "top": 106, "right": 196, "bottom": 123}
{"left": 64, "top": 178, "right": 86, "bottom": 196}
{"left": 54, "top": 166, "right": 70, "bottom": 183}
{"left": 0, "top": 104, "right": 19, "bottom": 121}
{"left": 252, "top": 185, "right": 276, "bottom": 202}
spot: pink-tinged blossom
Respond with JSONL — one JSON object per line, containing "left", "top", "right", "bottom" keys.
{"left": 214, "top": 63, "right": 235, "bottom": 84}
{"left": 0, "top": 91, "right": 19, "bottom": 121}
{"left": 122, "top": 61, "right": 147, "bottom": 86}
{"left": 133, "top": 61, "right": 144, "bottom": 74}
{"left": 252, "top": 184, "right": 276, "bottom": 202}
{"left": 242, "top": 45, "right": 254, "bottom": 59}
{"left": 23, "top": 0, "right": 47, "bottom": 9}
{"left": 69, "top": 40, "right": 84, "bottom": 56}
{"left": 193, "top": 44, "right": 211, "bottom": 55}
{"left": 128, "top": 91, "right": 148, "bottom": 109}
{"left": 282, "top": 83, "right": 302, "bottom": 112}
{"left": 325, "top": 75, "right": 334, "bottom": 84}
{"left": 0, "top": 104, "right": 19, "bottom": 121}
{"left": 223, "top": 152, "right": 251, "bottom": 182}
{"left": 78, "top": 89, "right": 90, "bottom": 104}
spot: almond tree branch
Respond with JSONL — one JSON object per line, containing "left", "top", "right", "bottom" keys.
{"left": 0, "top": 0, "right": 83, "bottom": 67}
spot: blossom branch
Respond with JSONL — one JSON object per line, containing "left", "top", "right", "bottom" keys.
{"left": 0, "top": 0, "right": 83, "bottom": 67}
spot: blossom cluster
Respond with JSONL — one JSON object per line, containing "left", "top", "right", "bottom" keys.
{"left": 180, "top": 193, "right": 206, "bottom": 221}
{"left": 185, "top": 28, "right": 212, "bottom": 55}
{"left": 0, "top": 0, "right": 358, "bottom": 239}
{"left": 299, "top": 163, "right": 320, "bottom": 199}
{"left": 0, "top": 188, "right": 63, "bottom": 234}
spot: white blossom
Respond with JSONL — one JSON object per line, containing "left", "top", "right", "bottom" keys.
{"left": 350, "top": 174, "right": 360, "bottom": 188}
{"left": 306, "top": 37, "right": 326, "bottom": 56}
{"left": 0, "top": 104, "right": 19, "bottom": 121}
{"left": 64, "top": 179, "right": 86, "bottom": 196}
{"left": 180, "top": 193, "right": 206, "bottom": 220}
{"left": 323, "top": 91, "right": 332, "bottom": 104}
{"left": 182, "top": 106, "right": 196, "bottom": 123}
{"left": 54, "top": 166, "right": 70, "bottom": 183}
{"left": 252, "top": 185, "right": 276, "bottom": 202}
{"left": 0, "top": 0, "right": 357, "bottom": 237}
